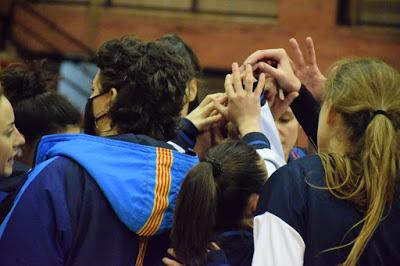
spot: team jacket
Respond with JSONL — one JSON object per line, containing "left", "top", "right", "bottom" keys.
{"left": 0, "top": 133, "right": 198, "bottom": 266}
{"left": 253, "top": 155, "right": 400, "bottom": 266}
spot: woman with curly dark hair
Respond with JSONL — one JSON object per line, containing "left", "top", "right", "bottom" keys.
{"left": 0, "top": 36, "right": 202, "bottom": 266}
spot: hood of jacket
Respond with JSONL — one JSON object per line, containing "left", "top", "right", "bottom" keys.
{"left": 35, "top": 133, "right": 198, "bottom": 236}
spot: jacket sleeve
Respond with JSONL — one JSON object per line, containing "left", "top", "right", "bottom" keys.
{"left": 172, "top": 118, "right": 199, "bottom": 151}
{"left": 252, "top": 160, "right": 308, "bottom": 266}
{"left": 259, "top": 103, "right": 285, "bottom": 160}
{"left": 290, "top": 85, "right": 320, "bottom": 148}
{"left": 0, "top": 157, "right": 73, "bottom": 266}
{"left": 243, "top": 103, "right": 286, "bottom": 177}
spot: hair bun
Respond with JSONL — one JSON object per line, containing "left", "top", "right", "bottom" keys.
{"left": 0, "top": 60, "right": 56, "bottom": 103}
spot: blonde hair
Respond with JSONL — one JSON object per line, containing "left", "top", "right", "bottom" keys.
{"left": 320, "top": 58, "right": 400, "bottom": 265}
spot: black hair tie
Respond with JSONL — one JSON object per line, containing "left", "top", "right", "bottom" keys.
{"left": 372, "top": 110, "right": 390, "bottom": 119}
{"left": 205, "top": 158, "right": 223, "bottom": 178}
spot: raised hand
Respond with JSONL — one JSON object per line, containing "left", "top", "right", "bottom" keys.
{"left": 244, "top": 48, "right": 301, "bottom": 94}
{"left": 270, "top": 89, "right": 299, "bottom": 120}
{"left": 288, "top": 37, "right": 326, "bottom": 102}
{"left": 215, "top": 63, "right": 265, "bottom": 136}
{"left": 186, "top": 93, "right": 227, "bottom": 131}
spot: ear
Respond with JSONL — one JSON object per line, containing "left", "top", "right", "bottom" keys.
{"left": 326, "top": 103, "right": 339, "bottom": 126}
{"left": 245, "top": 193, "right": 259, "bottom": 217}
{"left": 185, "top": 79, "right": 198, "bottom": 102}
{"left": 108, "top": 88, "right": 118, "bottom": 106}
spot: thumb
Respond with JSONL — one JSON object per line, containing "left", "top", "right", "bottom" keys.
{"left": 282, "top": 91, "right": 299, "bottom": 106}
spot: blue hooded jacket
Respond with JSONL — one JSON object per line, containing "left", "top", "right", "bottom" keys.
{"left": 0, "top": 134, "right": 198, "bottom": 265}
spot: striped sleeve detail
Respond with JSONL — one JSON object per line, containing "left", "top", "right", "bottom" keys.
{"left": 138, "top": 147, "right": 173, "bottom": 236}
{"left": 135, "top": 237, "right": 149, "bottom": 266}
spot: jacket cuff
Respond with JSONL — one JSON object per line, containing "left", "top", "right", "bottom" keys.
{"left": 241, "top": 132, "right": 271, "bottom": 149}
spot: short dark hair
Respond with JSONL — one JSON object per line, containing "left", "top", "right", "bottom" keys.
{"left": 95, "top": 35, "right": 194, "bottom": 141}
{"left": 171, "top": 140, "right": 267, "bottom": 265}
{"left": 0, "top": 60, "right": 81, "bottom": 145}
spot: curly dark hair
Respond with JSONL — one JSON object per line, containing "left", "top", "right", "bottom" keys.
{"left": 95, "top": 35, "right": 194, "bottom": 141}
{"left": 0, "top": 60, "right": 81, "bottom": 145}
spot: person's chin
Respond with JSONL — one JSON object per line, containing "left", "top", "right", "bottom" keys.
{"left": 2, "top": 160, "right": 14, "bottom": 177}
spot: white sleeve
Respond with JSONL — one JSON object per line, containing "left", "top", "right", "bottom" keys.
{"left": 252, "top": 212, "right": 305, "bottom": 266}
{"left": 258, "top": 104, "right": 286, "bottom": 177}
{"left": 259, "top": 104, "right": 285, "bottom": 161}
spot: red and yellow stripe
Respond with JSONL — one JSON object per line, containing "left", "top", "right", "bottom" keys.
{"left": 138, "top": 147, "right": 173, "bottom": 236}
{"left": 135, "top": 237, "right": 149, "bottom": 266}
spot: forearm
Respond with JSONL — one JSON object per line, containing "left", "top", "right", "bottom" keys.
{"left": 290, "top": 85, "right": 320, "bottom": 148}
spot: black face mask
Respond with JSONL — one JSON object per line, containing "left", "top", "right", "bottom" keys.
{"left": 83, "top": 97, "right": 96, "bottom": 135}
{"left": 83, "top": 92, "right": 109, "bottom": 135}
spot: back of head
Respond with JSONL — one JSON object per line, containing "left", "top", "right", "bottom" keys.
{"left": 95, "top": 35, "right": 193, "bottom": 140}
{"left": 157, "top": 34, "right": 201, "bottom": 113}
{"left": 0, "top": 61, "right": 81, "bottom": 146}
{"left": 171, "top": 140, "right": 267, "bottom": 265}
{"left": 320, "top": 58, "right": 400, "bottom": 265}
{"left": 157, "top": 34, "right": 201, "bottom": 78}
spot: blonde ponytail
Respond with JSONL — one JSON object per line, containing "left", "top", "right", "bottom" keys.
{"left": 320, "top": 59, "right": 400, "bottom": 266}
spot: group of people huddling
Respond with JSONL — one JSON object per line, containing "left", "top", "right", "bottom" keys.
{"left": 0, "top": 33, "right": 399, "bottom": 266}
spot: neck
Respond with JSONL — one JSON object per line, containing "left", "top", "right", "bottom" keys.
{"left": 20, "top": 144, "right": 35, "bottom": 167}
{"left": 96, "top": 115, "right": 119, "bottom": 137}
{"left": 321, "top": 133, "right": 351, "bottom": 155}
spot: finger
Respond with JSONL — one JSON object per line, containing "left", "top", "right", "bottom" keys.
{"left": 243, "top": 49, "right": 286, "bottom": 66}
{"left": 239, "top": 64, "right": 246, "bottom": 73}
{"left": 162, "top": 257, "right": 183, "bottom": 266}
{"left": 203, "top": 113, "right": 223, "bottom": 126}
{"left": 254, "top": 73, "right": 265, "bottom": 97}
{"left": 214, "top": 100, "right": 229, "bottom": 119}
{"left": 255, "top": 62, "right": 280, "bottom": 79}
{"left": 215, "top": 93, "right": 228, "bottom": 105}
{"left": 202, "top": 93, "right": 225, "bottom": 106}
{"left": 210, "top": 242, "right": 221, "bottom": 250}
{"left": 167, "top": 248, "right": 177, "bottom": 258}
{"left": 305, "top": 36, "right": 318, "bottom": 66}
{"left": 288, "top": 38, "right": 305, "bottom": 68}
{"left": 201, "top": 101, "right": 216, "bottom": 116}
{"left": 244, "top": 64, "right": 253, "bottom": 94}
{"left": 224, "top": 74, "right": 234, "bottom": 98}
{"left": 281, "top": 91, "right": 299, "bottom": 107}
{"left": 232, "top": 62, "right": 243, "bottom": 94}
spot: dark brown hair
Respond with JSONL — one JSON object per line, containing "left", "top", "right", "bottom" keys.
{"left": 171, "top": 140, "right": 267, "bottom": 265}
{"left": 0, "top": 60, "right": 81, "bottom": 145}
{"left": 95, "top": 35, "right": 194, "bottom": 141}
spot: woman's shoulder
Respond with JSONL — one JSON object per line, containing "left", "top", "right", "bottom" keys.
{"left": 269, "top": 154, "right": 325, "bottom": 188}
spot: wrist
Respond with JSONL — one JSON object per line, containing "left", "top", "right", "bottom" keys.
{"left": 238, "top": 120, "right": 261, "bottom": 136}
{"left": 291, "top": 79, "right": 302, "bottom": 93}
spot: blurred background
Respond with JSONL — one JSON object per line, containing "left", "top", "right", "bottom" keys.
{"left": 0, "top": 0, "right": 399, "bottom": 148}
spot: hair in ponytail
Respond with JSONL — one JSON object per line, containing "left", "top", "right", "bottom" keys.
{"left": 171, "top": 140, "right": 267, "bottom": 265}
{"left": 320, "top": 58, "right": 400, "bottom": 265}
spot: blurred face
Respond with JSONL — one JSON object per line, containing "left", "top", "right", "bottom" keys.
{"left": 84, "top": 71, "right": 115, "bottom": 136}
{"left": 275, "top": 108, "right": 299, "bottom": 160}
{"left": 0, "top": 96, "right": 25, "bottom": 177}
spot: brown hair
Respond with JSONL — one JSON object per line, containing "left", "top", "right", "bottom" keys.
{"left": 171, "top": 140, "right": 267, "bottom": 265}
{"left": 320, "top": 58, "right": 400, "bottom": 265}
